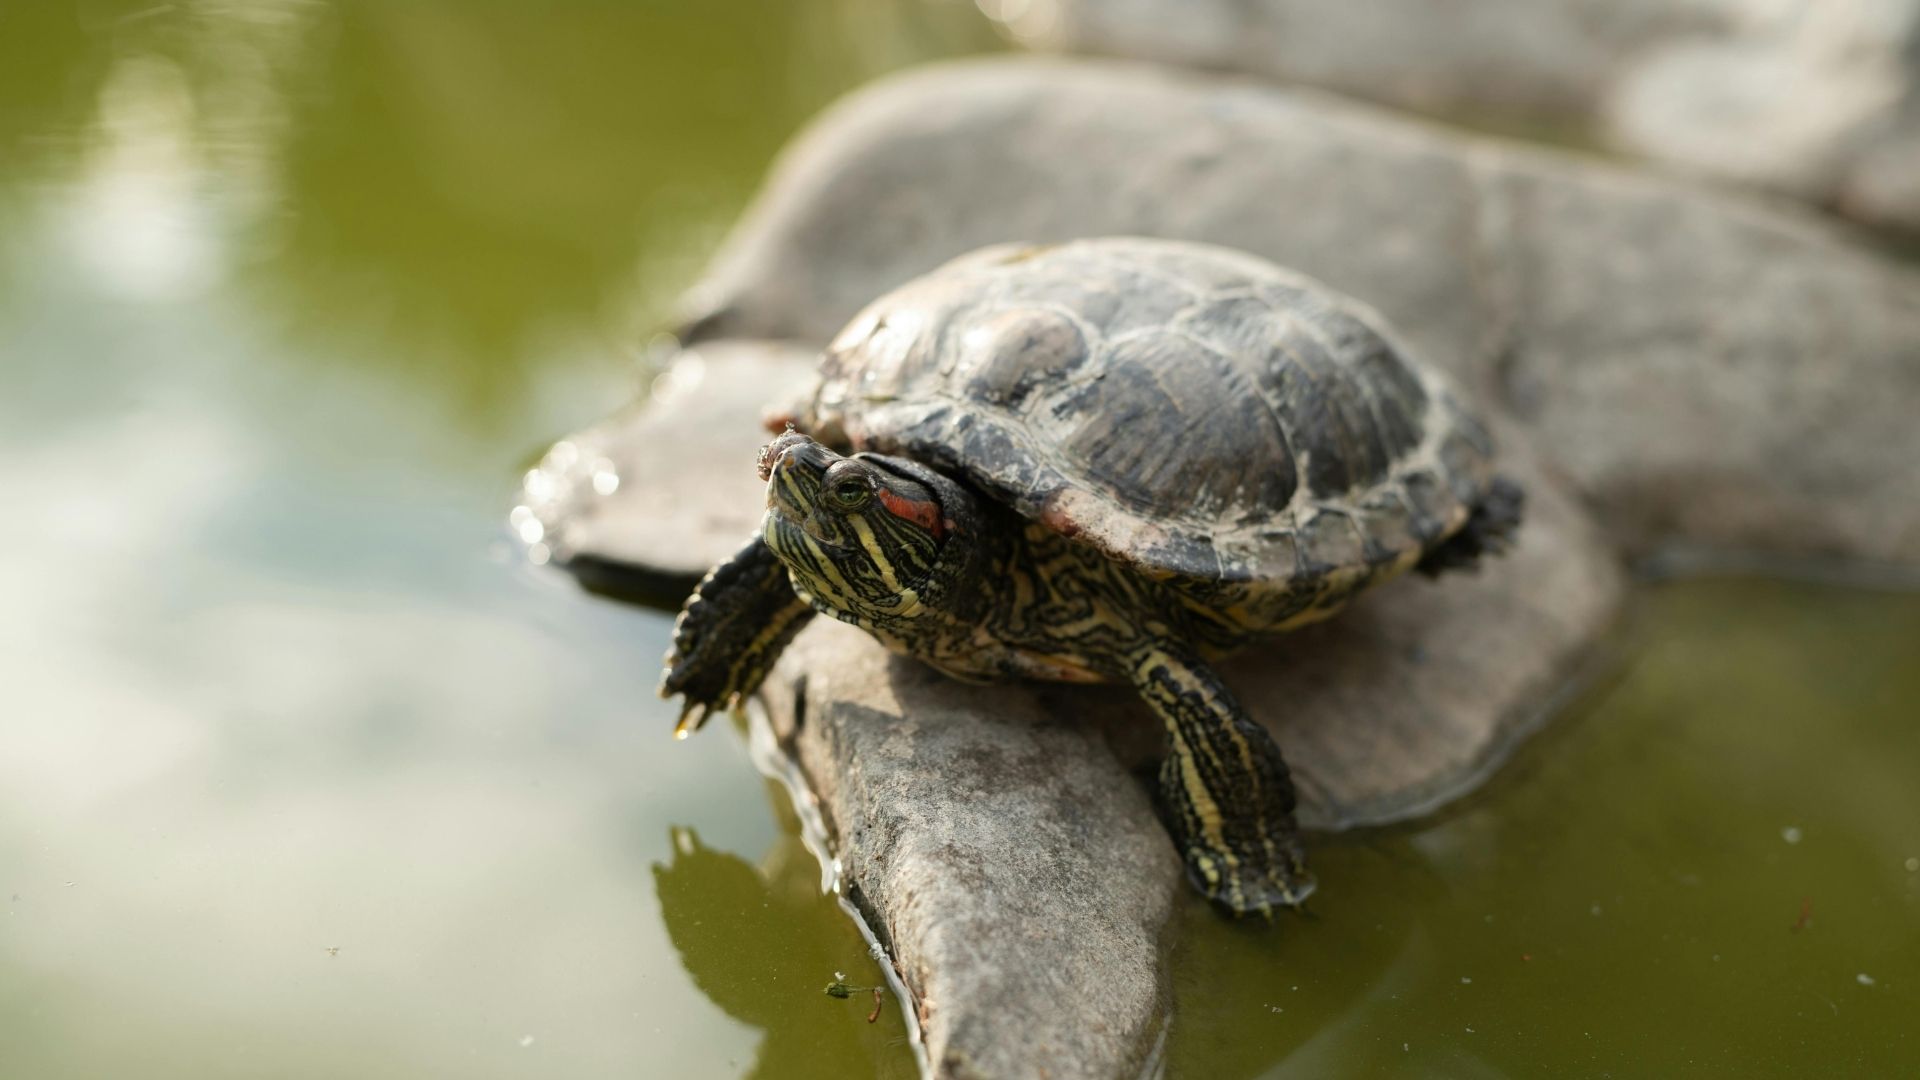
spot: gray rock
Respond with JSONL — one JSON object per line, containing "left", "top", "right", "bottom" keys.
{"left": 758, "top": 620, "right": 1181, "bottom": 1080}
{"left": 516, "top": 341, "right": 817, "bottom": 603}
{"left": 683, "top": 58, "right": 1920, "bottom": 566}
{"left": 990, "top": 0, "right": 1920, "bottom": 231}
{"left": 543, "top": 55, "right": 1920, "bottom": 1080}
{"left": 990, "top": 0, "right": 1719, "bottom": 120}
{"left": 1603, "top": 2, "right": 1920, "bottom": 231}
{"left": 541, "top": 335, "right": 1621, "bottom": 1079}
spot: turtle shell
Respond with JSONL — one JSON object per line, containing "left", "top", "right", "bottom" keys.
{"left": 797, "top": 237, "right": 1494, "bottom": 597}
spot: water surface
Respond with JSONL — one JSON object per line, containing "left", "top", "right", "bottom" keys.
{"left": 0, "top": 3, "right": 995, "bottom": 1076}
{"left": 1171, "top": 579, "right": 1920, "bottom": 1078}
{"left": 2, "top": 5, "right": 1914, "bottom": 1080}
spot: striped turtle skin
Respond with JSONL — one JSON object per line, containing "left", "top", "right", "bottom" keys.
{"left": 663, "top": 238, "right": 1522, "bottom": 918}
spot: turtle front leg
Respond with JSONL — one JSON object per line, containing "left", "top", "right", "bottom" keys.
{"left": 661, "top": 534, "right": 816, "bottom": 737}
{"left": 1130, "top": 647, "right": 1316, "bottom": 918}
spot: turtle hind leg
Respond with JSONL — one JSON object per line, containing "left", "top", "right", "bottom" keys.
{"left": 662, "top": 534, "right": 815, "bottom": 736}
{"left": 1417, "top": 474, "right": 1525, "bottom": 577}
{"left": 1131, "top": 647, "right": 1316, "bottom": 918}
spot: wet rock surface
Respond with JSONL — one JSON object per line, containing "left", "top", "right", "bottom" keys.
{"left": 542, "top": 54, "right": 1920, "bottom": 1080}
{"left": 517, "top": 341, "right": 816, "bottom": 604}
{"left": 684, "top": 58, "right": 1920, "bottom": 566}
{"left": 759, "top": 622, "right": 1181, "bottom": 1080}
{"left": 992, "top": 0, "right": 1920, "bottom": 231}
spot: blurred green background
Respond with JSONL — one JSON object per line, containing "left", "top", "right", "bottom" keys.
{"left": 0, "top": 3, "right": 997, "bottom": 1077}
{"left": 0, "top": 3, "right": 1914, "bottom": 1079}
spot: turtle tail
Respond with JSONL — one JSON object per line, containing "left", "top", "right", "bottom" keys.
{"left": 1416, "top": 475, "right": 1524, "bottom": 577}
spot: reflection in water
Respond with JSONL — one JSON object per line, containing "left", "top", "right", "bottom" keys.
{"left": 653, "top": 822, "right": 916, "bottom": 1080}
{"left": 62, "top": 55, "right": 221, "bottom": 301}
{"left": 0, "top": 3, "right": 991, "bottom": 1078}
{"left": 0, "top": 0, "right": 1001, "bottom": 434}
{"left": 1166, "top": 841, "right": 1438, "bottom": 1076}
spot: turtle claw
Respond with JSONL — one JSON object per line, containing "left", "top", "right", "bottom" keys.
{"left": 659, "top": 645, "right": 696, "bottom": 700}
{"left": 1183, "top": 845, "right": 1317, "bottom": 920}
{"left": 673, "top": 701, "right": 710, "bottom": 740}
{"left": 657, "top": 535, "right": 816, "bottom": 740}
{"left": 671, "top": 692, "right": 748, "bottom": 740}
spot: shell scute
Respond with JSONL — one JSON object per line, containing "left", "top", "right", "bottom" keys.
{"left": 955, "top": 307, "right": 1090, "bottom": 409}
{"left": 1046, "top": 329, "right": 1296, "bottom": 521}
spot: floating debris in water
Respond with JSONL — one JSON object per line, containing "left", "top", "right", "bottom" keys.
{"left": 1590, "top": 904, "right": 1603, "bottom": 916}
{"left": 1791, "top": 896, "right": 1813, "bottom": 931}
{"left": 1460, "top": 977, "right": 1473, "bottom": 985}
{"left": 1906, "top": 857, "right": 1918, "bottom": 873}
{"left": 825, "top": 977, "right": 886, "bottom": 1023}
{"left": 826, "top": 977, "right": 881, "bottom": 999}
{"left": 1857, "top": 973, "right": 1876, "bottom": 987}
{"left": 518, "top": 1035, "right": 535, "bottom": 1048}
{"left": 1782, "top": 826, "right": 1803, "bottom": 845}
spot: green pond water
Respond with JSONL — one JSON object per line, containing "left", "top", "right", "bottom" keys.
{"left": 2, "top": 4, "right": 1915, "bottom": 1079}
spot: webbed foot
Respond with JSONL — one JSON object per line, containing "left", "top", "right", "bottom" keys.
{"left": 1181, "top": 835, "right": 1317, "bottom": 919}
{"left": 661, "top": 534, "right": 814, "bottom": 736}
{"left": 1133, "top": 646, "right": 1317, "bottom": 920}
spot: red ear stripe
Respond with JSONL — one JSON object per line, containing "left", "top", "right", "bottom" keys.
{"left": 876, "top": 488, "right": 945, "bottom": 539}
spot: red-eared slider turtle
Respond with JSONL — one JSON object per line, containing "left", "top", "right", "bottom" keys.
{"left": 662, "top": 237, "right": 1522, "bottom": 917}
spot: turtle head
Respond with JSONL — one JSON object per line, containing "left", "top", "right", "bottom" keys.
{"left": 757, "top": 431, "right": 960, "bottom": 625}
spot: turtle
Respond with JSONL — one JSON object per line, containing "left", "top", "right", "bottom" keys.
{"left": 661, "top": 237, "right": 1522, "bottom": 918}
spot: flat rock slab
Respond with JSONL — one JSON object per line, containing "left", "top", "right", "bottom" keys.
{"left": 683, "top": 57, "right": 1920, "bottom": 567}
{"left": 539, "top": 338, "right": 1623, "bottom": 1079}
{"left": 991, "top": 0, "right": 1920, "bottom": 231}
{"left": 517, "top": 341, "right": 817, "bottom": 602}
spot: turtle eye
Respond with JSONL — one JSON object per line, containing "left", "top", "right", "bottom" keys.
{"left": 830, "top": 478, "right": 872, "bottom": 510}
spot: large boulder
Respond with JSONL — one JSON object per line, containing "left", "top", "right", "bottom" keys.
{"left": 536, "top": 55, "right": 1920, "bottom": 1080}
{"left": 682, "top": 58, "right": 1920, "bottom": 567}
{"left": 988, "top": 0, "right": 1920, "bottom": 232}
